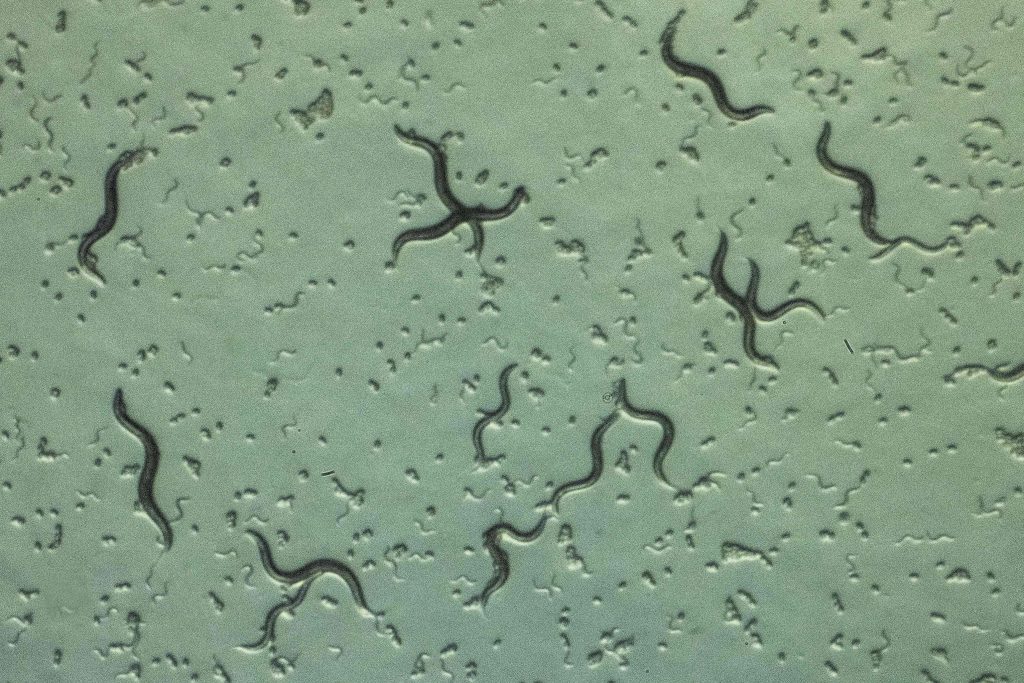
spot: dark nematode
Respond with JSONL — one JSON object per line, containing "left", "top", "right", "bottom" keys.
{"left": 745, "top": 260, "right": 826, "bottom": 322}
{"left": 815, "top": 122, "right": 954, "bottom": 259}
{"left": 78, "top": 148, "right": 152, "bottom": 284}
{"left": 391, "top": 125, "right": 526, "bottom": 263}
{"left": 393, "top": 125, "right": 460, "bottom": 212}
{"left": 245, "top": 529, "right": 374, "bottom": 618}
{"left": 472, "top": 362, "right": 518, "bottom": 466}
{"left": 475, "top": 514, "right": 550, "bottom": 606}
{"left": 544, "top": 405, "right": 619, "bottom": 513}
{"left": 708, "top": 231, "right": 826, "bottom": 370}
{"left": 112, "top": 388, "right": 173, "bottom": 550}
{"left": 709, "top": 232, "right": 776, "bottom": 369}
{"left": 391, "top": 213, "right": 463, "bottom": 263}
{"left": 239, "top": 580, "right": 313, "bottom": 651}
{"left": 660, "top": 9, "right": 773, "bottom": 122}
{"left": 945, "top": 362, "right": 1024, "bottom": 384}
{"left": 615, "top": 379, "right": 679, "bottom": 491}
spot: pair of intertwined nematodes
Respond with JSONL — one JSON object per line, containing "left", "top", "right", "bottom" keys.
{"left": 660, "top": 8, "right": 774, "bottom": 122}
{"left": 815, "top": 122, "right": 956, "bottom": 259}
{"left": 471, "top": 514, "right": 551, "bottom": 607}
{"left": 112, "top": 388, "right": 173, "bottom": 550}
{"left": 471, "top": 362, "right": 518, "bottom": 467}
{"left": 242, "top": 528, "right": 376, "bottom": 648}
{"left": 542, "top": 379, "right": 680, "bottom": 514}
{"left": 708, "top": 231, "right": 825, "bottom": 369}
{"left": 390, "top": 126, "right": 527, "bottom": 263}
{"left": 78, "top": 147, "right": 156, "bottom": 284}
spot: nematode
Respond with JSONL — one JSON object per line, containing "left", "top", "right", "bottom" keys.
{"left": 245, "top": 529, "right": 375, "bottom": 619}
{"left": 112, "top": 388, "right": 173, "bottom": 550}
{"left": 471, "top": 362, "right": 518, "bottom": 466}
{"left": 815, "top": 122, "right": 955, "bottom": 259}
{"left": 660, "top": 8, "right": 774, "bottom": 122}
{"left": 474, "top": 514, "right": 550, "bottom": 607}
{"left": 78, "top": 147, "right": 154, "bottom": 284}
{"left": 616, "top": 379, "right": 680, "bottom": 491}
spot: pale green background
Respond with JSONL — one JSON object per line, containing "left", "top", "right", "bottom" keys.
{"left": 1, "top": 0, "right": 1023, "bottom": 680}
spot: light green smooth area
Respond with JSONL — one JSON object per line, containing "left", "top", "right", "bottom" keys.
{"left": 1, "top": 0, "right": 1024, "bottom": 680}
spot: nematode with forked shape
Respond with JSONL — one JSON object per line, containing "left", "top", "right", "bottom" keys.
{"left": 78, "top": 147, "right": 155, "bottom": 284}
{"left": 391, "top": 126, "right": 526, "bottom": 263}
{"left": 708, "top": 231, "right": 825, "bottom": 369}
{"left": 660, "top": 9, "right": 773, "bottom": 122}
{"left": 113, "top": 388, "right": 173, "bottom": 550}
{"left": 543, "top": 380, "right": 683, "bottom": 513}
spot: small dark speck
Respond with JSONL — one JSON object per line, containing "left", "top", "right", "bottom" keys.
{"left": 844, "top": 339, "right": 854, "bottom": 354}
{"left": 321, "top": 470, "right": 335, "bottom": 476}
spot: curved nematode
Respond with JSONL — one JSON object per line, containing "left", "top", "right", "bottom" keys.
{"left": 239, "top": 580, "right": 312, "bottom": 652}
{"left": 945, "top": 362, "right": 1024, "bottom": 384}
{"left": 390, "top": 126, "right": 527, "bottom": 263}
{"left": 112, "top": 388, "right": 173, "bottom": 550}
{"left": 471, "top": 362, "right": 518, "bottom": 467}
{"left": 816, "top": 122, "right": 956, "bottom": 259}
{"left": 709, "top": 231, "right": 825, "bottom": 369}
{"left": 78, "top": 147, "right": 155, "bottom": 284}
{"left": 660, "top": 8, "right": 774, "bottom": 122}
{"left": 245, "top": 529, "right": 376, "bottom": 618}
{"left": 543, "top": 379, "right": 681, "bottom": 513}
{"left": 472, "top": 514, "right": 551, "bottom": 607}
{"left": 617, "top": 379, "right": 678, "bottom": 491}
{"left": 470, "top": 380, "right": 681, "bottom": 606}
{"left": 544, "top": 401, "right": 617, "bottom": 514}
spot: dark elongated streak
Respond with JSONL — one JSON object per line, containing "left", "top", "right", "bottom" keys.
{"left": 245, "top": 529, "right": 374, "bottom": 617}
{"left": 660, "top": 9, "right": 773, "bottom": 122}
{"left": 113, "top": 388, "right": 173, "bottom": 550}
{"left": 815, "top": 122, "right": 952, "bottom": 258}
{"left": 472, "top": 363, "right": 519, "bottom": 464}
{"left": 477, "top": 514, "right": 550, "bottom": 606}
{"left": 78, "top": 149, "right": 144, "bottom": 284}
